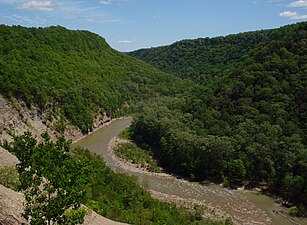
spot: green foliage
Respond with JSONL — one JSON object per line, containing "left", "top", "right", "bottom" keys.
{"left": 224, "top": 217, "right": 233, "bottom": 225}
{"left": 114, "top": 142, "right": 162, "bottom": 173}
{"left": 64, "top": 207, "right": 91, "bottom": 224}
{"left": 0, "top": 166, "right": 20, "bottom": 190}
{"left": 282, "top": 174, "right": 305, "bottom": 201}
{"left": 129, "top": 29, "right": 269, "bottom": 83}
{"left": 0, "top": 24, "right": 232, "bottom": 225}
{"left": 288, "top": 206, "right": 304, "bottom": 217}
{"left": 2, "top": 21, "right": 306, "bottom": 218}
{"left": 0, "top": 25, "right": 183, "bottom": 133}
{"left": 53, "top": 116, "right": 67, "bottom": 134}
{"left": 226, "top": 159, "right": 246, "bottom": 187}
{"left": 118, "top": 127, "right": 132, "bottom": 139}
{"left": 72, "top": 147, "right": 222, "bottom": 225}
{"left": 7, "top": 132, "right": 88, "bottom": 225}
{"left": 129, "top": 22, "right": 307, "bottom": 207}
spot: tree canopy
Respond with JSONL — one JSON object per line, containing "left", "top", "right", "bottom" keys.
{"left": 0, "top": 25, "right": 184, "bottom": 133}
{"left": 129, "top": 22, "right": 307, "bottom": 210}
{"left": 1, "top": 21, "right": 306, "bottom": 216}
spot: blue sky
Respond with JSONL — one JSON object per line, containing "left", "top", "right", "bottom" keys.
{"left": 0, "top": 0, "right": 306, "bottom": 51}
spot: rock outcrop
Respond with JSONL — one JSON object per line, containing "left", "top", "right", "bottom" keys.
{"left": 0, "top": 95, "right": 127, "bottom": 225}
{"left": 0, "top": 184, "right": 26, "bottom": 225}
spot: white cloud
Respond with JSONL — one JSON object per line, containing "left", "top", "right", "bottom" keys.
{"left": 99, "top": 19, "right": 121, "bottom": 23}
{"left": 118, "top": 40, "right": 133, "bottom": 43}
{"left": 280, "top": 10, "right": 298, "bottom": 17}
{"left": 49, "top": 1, "right": 123, "bottom": 24}
{"left": 100, "top": 0, "right": 111, "bottom": 4}
{"left": 293, "top": 14, "right": 307, "bottom": 19}
{"left": 16, "top": 1, "right": 57, "bottom": 11}
{"left": 99, "top": 0, "right": 129, "bottom": 5}
{"left": 279, "top": 10, "right": 307, "bottom": 19}
{"left": 288, "top": 0, "right": 307, "bottom": 8}
{"left": 86, "top": 18, "right": 120, "bottom": 23}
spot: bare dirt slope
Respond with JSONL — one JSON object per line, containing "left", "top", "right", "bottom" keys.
{"left": 0, "top": 184, "right": 26, "bottom": 225}
{"left": 0, "top": 95, "right": 128, "bottom": 225}
{"left": 0, "top": 95, "right": 84, "bottom": 144}
{"left": 0, "top": 184, "right": 128, "bottom": 225}
{"left": 0, "top": 147, "right": 19, "bottom": 167}
{"left": 83, "top": 210, "right": 128, "bottom": 225}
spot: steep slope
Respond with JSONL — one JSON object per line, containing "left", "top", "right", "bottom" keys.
{"left": 0, "top": 145, "right": 129, "bottom": 225}
{"left": 0, "top": 25, "right": 183, "bottom": 133}
{"left": 0, "top": 25, "right": 221, "bottom": 225}
{"left": 0, "top": 94, "right": 85, "bottom": 144}
{"left": 129, "top": 22, "right": 307, "bottom": 210}
{"left": 0, "top": 183, "right": 129, "bottom": 225}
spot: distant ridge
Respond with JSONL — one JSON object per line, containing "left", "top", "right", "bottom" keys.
{"left": 128, "top": 22, "right": 306, "bottom": 83}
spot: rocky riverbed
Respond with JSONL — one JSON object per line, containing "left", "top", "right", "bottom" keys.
{"left": 106, "top": 137, "right": 272, "bottom": 225}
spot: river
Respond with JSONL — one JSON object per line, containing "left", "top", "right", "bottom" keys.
{"left": 73, "top": 117, "right": 307, "bottom": 225}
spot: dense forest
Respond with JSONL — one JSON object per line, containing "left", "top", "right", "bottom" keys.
{"left": 1, "top": 22, "right": 306, "bottom": 220}
{"left": 0, "top": 25, "right": 186, "bottom": 133}
{"left": 129, "top": 22, "right": 307, "bottom": 212}
{"left": 128, "top": 29, "right": 269, "bottom": 83}
{"left": 0, "top": 25, "right": 223, "bottom": 224}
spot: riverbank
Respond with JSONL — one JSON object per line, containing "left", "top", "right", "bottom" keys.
{"left": 72, "top": 116, "right": 132, "bottom": 144}
{"left": 106, "top": 136, "right": 271, "bottom": 224}
{"left": 112, "top": 136, "right": 307, "bottom": 225}
{"left": 240, "top": 190, "right": 307, "bottom": 225}
{"left": 74, "top": 118, "right": 307, "bottom": 225}
{"left": 110, "top": 136, "right": 307, "bottom": 225}
{"left": 0, "top": 100, "right": 131, "bottom": 225}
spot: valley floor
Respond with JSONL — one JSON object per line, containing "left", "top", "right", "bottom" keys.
{"left": 1, "top": 94, "right": 306, "bottom": 225}
{"left": 108, "top": 136, "right": 307, "bottom": 225}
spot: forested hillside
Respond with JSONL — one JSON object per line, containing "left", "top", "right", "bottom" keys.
{"left": 0, "top": 25, "right": 184, "bottom": 133}
{"left": 129, "top": 22, "right": 307, "bottom": 211}
{"left": 0, "top": 25, "right": 223, "bottom": 224}
{"left": 1, "top": 22, "right": 306, "bottom": 219}
{"left": 129, "top": 29, "right": 269, "bottom": 83}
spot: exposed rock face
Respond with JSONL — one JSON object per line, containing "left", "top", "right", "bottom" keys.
{"left": 0, "top": 184, "right": 26, "bottom": 225}
{"left": 83, "top": 210, "right": 128, "bottom": 225}
{"left": 0, "top": 95, "right": 84, "bottom": 144}
{"left": 0, "top": 95, "right": 50, "bottom": 143}
{"left": 0, "top": 95, "right": 127, "bottom": 225}
{"left": 0, "top": 184, "right": 128, "bottom": 225}
{"left": 0, "top": 147, "right": 19, "bottom": 168}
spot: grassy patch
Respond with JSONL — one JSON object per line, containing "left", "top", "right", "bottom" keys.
{"left": 114, "top": 142, "right": 162, "bottom": 173}
{"left": 0, "top": 166, "right": 20, "bottom": 190}
{"left": 118, "top": 127, "right": 132, "bottom": 139}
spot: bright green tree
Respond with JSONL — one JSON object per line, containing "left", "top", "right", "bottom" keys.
{"left": 226, "top": 159, "right": 246, "bottom": 186}
{"left": 8, "top": 132, "right": 88, "bottom": 225}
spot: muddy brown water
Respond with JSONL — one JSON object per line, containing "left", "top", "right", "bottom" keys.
{"left": 73, "top": 117, "right": 306, "bottom": 225}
